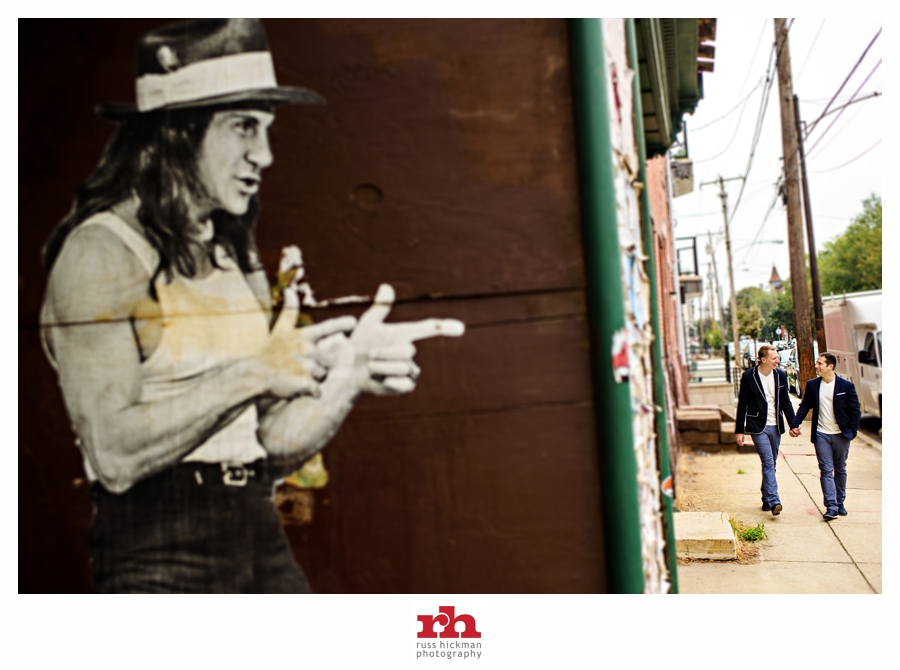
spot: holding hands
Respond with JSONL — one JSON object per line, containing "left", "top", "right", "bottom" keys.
{"left": 789, "top": 427, "right": 802, "bottom": 438}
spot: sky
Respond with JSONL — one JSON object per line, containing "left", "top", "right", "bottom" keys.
{"left": 671, "top": 18, "right": 882, "bottom": 299}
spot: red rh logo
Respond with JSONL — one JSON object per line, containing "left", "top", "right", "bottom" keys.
{"left": 417, "top": 606, "right": 482, "bottom": 638}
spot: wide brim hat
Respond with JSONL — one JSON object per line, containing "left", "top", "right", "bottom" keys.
{"left": 96, "top": 18, "right": 324, "bottom": 120}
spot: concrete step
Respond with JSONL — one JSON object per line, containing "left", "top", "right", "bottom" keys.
{"left": 680, "top": 430, "right": 722, "bottom": 447}
{"left": 675, "top": 408, "right": 721, "bottom": 432}
{"left": 719, "top": 421, "right": 735, "bottom": 444}
{"left": 674, "top": 511, "right": 737, "bottom": 561}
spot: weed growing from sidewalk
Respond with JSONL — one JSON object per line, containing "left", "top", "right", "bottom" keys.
{"left": 726, "top": 516, "right": 767, "bottom": 562}
{"left": 737, "top": 468, "right": 747, "bottom": 474}
{"left": 728, "top": 516, "right": 768, "bottom": 542}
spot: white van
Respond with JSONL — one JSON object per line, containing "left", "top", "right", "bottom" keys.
{"left": 822, "top": 290, "right": 881, "bottom": 417}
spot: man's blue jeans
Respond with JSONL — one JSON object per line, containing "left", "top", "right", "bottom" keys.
{"left": 814, "top": 431, "right": 851, "bottom": 514}
{"left": 752, "top": 425, "right": 782, "bottom": 507}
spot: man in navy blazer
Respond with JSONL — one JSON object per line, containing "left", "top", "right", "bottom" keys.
{"left": 790, "top": 352, "right": 861, "bottom": 521}
{"left": 735, "top": 345, "right": 797, "bottom": 516}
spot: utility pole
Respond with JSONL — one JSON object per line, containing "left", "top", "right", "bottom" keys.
{"left": 717, "top": 175, "right": 742, "bottom": 375}
{"left": 793, "top": 94, "right": 827, "bottom": 353}
{"left": 706, "top": 231, "right": 730, "bottom": 383}
{"left": 774, "top": 18, "right": 816, "bottom": 395}
{"left": 702, "top": 175, "right": 743, "bottom": 377}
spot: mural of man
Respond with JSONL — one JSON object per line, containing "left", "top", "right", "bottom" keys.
{"left": 39, "top": 18, "right": 461, "bottom": 593}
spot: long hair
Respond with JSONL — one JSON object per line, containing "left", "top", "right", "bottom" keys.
{"left": 42, "top": 106, "right": 261, "bottom": 295}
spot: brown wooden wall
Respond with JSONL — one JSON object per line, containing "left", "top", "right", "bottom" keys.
{"left": 19, "top": 19, "right": 606, "bottom": 593}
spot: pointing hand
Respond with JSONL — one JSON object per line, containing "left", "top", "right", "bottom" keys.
{"left": 349, "top": 284, "right": 464, "bottom": 395}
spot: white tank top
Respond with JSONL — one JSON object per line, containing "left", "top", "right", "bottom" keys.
{"left": 43, "top": 212, "right": 269, "bottom": 479}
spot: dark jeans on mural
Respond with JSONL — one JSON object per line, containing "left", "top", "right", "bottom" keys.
{"left": 89, "top": 459, "right": 311, "bottom": 593}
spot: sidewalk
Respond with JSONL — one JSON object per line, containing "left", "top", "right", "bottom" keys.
{"left": 675, "top": 407, "right": 882, "bottom": 594}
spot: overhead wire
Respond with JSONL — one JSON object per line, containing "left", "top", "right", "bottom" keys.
{"left": 692, "top": 95, "right": 756, "bottom": 163}
{"left": 795, "top": 19, "right": 826, "bottom": 81}
{"left": 695, "top": 20, "right": 771, "bottom": 168}
{"left": 804, "top": 27, "right": 881, "bottom": 136}
{"left": 727, "top": 19, "right": 808, "bottom": 267}
{"left": 805, "top": 58, "right": 881, "bottom": 158}
{"left": 738, "top": 181, "right": 783, "bottom": 266}
{"left": 699, "top": 22, "right": 787, "bottom": 277}
{"left": 690, "top": 79, "right": 764, "bottom": 132}
{"left": 810, "top": 138, "right": 881, "bottom": 174}
{"left": 745, "top": 26, "right": 883, "bottom": 247}
{"left": 734, "top": 19, "right": 770, "bottom": 102}
{"left": 801, "top": 91, "right": 879, "bottom": 105}
{"left": 723, "top": 24, "right": 783, "bottom": 226}
{"left": 805, "top": 92, "right": 876, "bottom": 162}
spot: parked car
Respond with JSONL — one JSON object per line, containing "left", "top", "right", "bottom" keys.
{"left": 781, "top": 339, "right": 820, "bottom": 397}
{"left": 783, "top": 354, "right": 801, "bottom": 396}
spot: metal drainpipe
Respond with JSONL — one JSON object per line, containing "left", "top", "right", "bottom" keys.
{"left": 625, "top": 17, "right": 679, "bottom": 593}
{"left": 569, "top": 18, "right": 644, "bottom": 594}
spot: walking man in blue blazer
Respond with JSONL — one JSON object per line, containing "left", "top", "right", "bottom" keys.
{"left": 789, "top": 353, "right": 861, "bottom": 521}
{"left": 735, "top": 345, "right": 797, "bottom": 516}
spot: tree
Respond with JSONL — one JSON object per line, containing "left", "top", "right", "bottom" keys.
{"left": 818, "top": 194, "right": 881, "bottom": 295}
{"left": 737, "top": 286, "right": 777, "bottom": 340}
{"left": 769, "top": 279, "right": 815, "bottom": 339}
{"left": 705, "top": 324, "right": 723, "bottom": 349}
{"left": 769, "top": 289, "right": 795, "bottom": 338}
{"left": 738, "top": 305, "right": 765, "bottom": 362}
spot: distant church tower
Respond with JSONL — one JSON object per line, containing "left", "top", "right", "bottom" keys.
{"left": 769, "top": 265, "right": 784, "bottom": 294}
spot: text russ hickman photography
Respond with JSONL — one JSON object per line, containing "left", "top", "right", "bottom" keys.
{"left": 416, "top": 607, "right": 483, "bottom": 660}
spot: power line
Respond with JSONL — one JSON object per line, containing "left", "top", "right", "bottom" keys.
{"left": 795, "top": 19, "right": 826, "bottom": 81}
{"left": 738, "top": 178, "right": 784, "bottom": 266}
{"left": 806, "top": 92, "right": 876, "bottom": 162}
{"left": 692, "top": 95, "right": 756, "bottom": 164}
{"left": 744, "top": 85, "right": 877, "bottom": 266}
{"left": 723, "top": 36, "right": 779, "bottom": 225}
{"left": 690, "top": 79, "right": 764, "bottom": 132}
{"left": 806, "top": 58, "right": 881, "bottom": 158}
{"left": 801, "top": 91, "right": 879, "bottom": 105}
{"left": 810, "top": 138, "right": 881, "bottom": 173}
{"left": 732, "top": 22, "right": 816, "bottom": 265}
{"left": 697, "top": 20, "right": 783, "bottom": 171}
{"left": 675, "top": 211, "right": 721, "bottom": 218}
{"left": 814, "top": 214, "right": 856, "bottom": 221}
{"left": 720, "top": 21, "right": 796, "bottom": 227}
{"left": 805, "top": 27, "right": 882, "bottom": 136}
{"left": 735, "top": 19, "right": 770, "bottom": 101}
{"left": 775, "top": 65, "right": 881, "bottom": 200}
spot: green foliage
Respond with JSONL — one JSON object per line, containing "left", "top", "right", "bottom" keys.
{"left": 768, "top": 278, "right": 815, "bottom": 340}
{"left": 738, "top": 523, "right": 768, "bottom": 543}
{"left": 738, "top": 304, "right": 765, "bottom": 343}
{"left": 738, "top": 286, "right": 778, "bottom": 340}
{"left": 704, "top": 324, "right": 723, "bottom": 349}
{"left": 737, "top": 468, "right": 747, "bottom": 474}
{"left": 771, "top": 287, "right": 796, "bottom": 337}
{"left": 818, "top": 194, "right": 882, "bottom": 294}
{"left": 728, "top": 517, "right": 768, "bottom": 542}
{"left": 737, "top": 286, "right": 776, "bottom": 319}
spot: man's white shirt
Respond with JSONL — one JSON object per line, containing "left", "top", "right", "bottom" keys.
{"left": 818, "top": 379, "right": 841, "bottom": 434}
{"left": 761, "top": 369, "right": 776, "bottom": 426}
